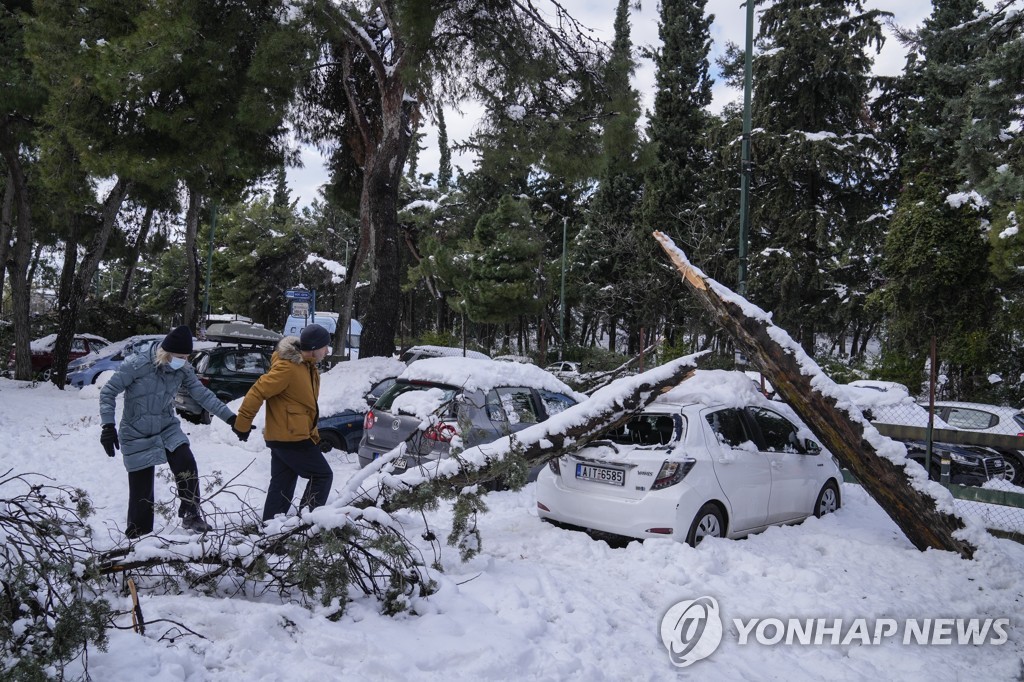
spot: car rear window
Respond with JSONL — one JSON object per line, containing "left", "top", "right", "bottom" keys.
{"left": 225, "top": 351, "right": 269, "bottom": 374}
{"left": 375, "top": 381, "right": 458, "bottom": 416}
{"left": 604, "top": 414, "right": 682, "bottom": 446}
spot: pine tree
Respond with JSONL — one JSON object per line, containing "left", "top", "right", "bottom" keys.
{"left": 576, "top": 0, "right": 646, "bottom": 352}
{"left": 878, "top": 0, "right": 1021, "bottom": 397}
{"left": 453, "top": 195, "right": 546, "bottom": 325}
{"left": 642, "top": 0, "right": 713, "bottom": 234}
{"left": 742, "top": 0, "right": 889, "bottom": 355}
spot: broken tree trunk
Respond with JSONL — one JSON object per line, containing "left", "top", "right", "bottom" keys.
{"left": 653, "top": 231, "right": 977, "bottom": 560}
{"left": 344, "top": 354, "right": 703, "bottom": 510}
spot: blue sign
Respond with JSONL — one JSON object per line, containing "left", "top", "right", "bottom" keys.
{"left": 285, "top": 288, "right": 311, "bottom": 301}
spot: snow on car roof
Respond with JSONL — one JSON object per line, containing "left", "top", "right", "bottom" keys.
{"left": 398, "top": 356, "right": 584, "bottom": 399}
{"left": 657, "top": 369, "right": 784, "bottom": 410}
{"left": 319, "top": 356, "right": 408, "bottom": 415}
{"left": 79, "top": 334, "right": 164, "bottom": 361}
{"left": 402, "top": 344, "right": 490, "bottom": 361}
{"left": 29, "top": 332, "right": 109, "bottom": 352}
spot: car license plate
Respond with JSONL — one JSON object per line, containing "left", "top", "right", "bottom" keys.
{"left": 393, "top": 457, "right": 407, "bottom": 470}
{"left": 576, "top": 463, "right": 624, "bottom": 486}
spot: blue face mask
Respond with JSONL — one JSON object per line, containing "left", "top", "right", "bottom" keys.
{"left": 168, "top": 357, "right": 187, "bottom": 370}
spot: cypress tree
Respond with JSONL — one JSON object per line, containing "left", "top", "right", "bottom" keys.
{"left": 743, "top": 0, "right": 888, "bottom": 355}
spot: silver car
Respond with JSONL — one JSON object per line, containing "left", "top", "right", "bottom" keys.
{"left": 357, "top": 358, "right": 581, "bottom": 476}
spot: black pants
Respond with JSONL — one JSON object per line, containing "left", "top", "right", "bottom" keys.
{"left": 126, "top": 443, "right": 200, "bottom": 538}
{"left": 263, "top": 440, "right": 334, "bottom": 521}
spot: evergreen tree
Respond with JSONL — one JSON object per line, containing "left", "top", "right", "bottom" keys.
{"left": 576, "top": 0, "right": 646, "bottom": 352}
{"left": 742, "top": 0, "right": 888, "bottom": 355}
{"left": 879, "top": 173, "right": 994, "bottom": 395}
{"left": 878, "top": 0, "right": 1021, "bottom": 397}
{"left": 641, "top": 0, "right": 713, "bottom": 236}
{"left": 453, "top": 195, "right": 546, "bottom": 325}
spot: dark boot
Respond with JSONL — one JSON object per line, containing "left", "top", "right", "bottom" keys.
{"left": 182, "top": 513, "right": 212, "bottom": 533}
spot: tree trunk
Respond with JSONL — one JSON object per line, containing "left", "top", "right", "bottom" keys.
{"left": 653, "top": 231, "right": 976, "bottom": 559}
{"left": 183, "top": 186, "right": 202, "bottom": 329}
{"left": 118, "top": 205, "right": 155, "bottom": 305}
{"left": 0, "top": 168, "right": 13, "bottom": 307}
{"left": 0, "top": 131, "right": 35, "bottom": 381}
{"left": 51, "top": 179, "right": 132, "bottom": 387}
{"left": 337, "top": 229, "right": 366, "bottom": 359}
{"left": 356, "top": 82, "right": 415, "bottom": 357}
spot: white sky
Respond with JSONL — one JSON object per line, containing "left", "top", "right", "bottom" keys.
{"left": 286, "top": 0, "right": 936, "bottom": 207}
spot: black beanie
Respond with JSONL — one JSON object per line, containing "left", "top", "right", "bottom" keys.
{"left": 161, "top": 326, "right": 193, "bottom": 354}
{"left": 299, "top": 324, "right": 331, "bottom": 351}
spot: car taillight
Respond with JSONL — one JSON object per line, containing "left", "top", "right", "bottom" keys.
{"left": 651, "top": 459, "right": 695, "bottom": 490}
{"left": 548, "top": 458, "right": 561, "bottom": 475}
{"left": 424, "top": 423, "right": 457, "bottom": 442}
{"left": 364, "top": 411, "right": 376, "bottom": 430}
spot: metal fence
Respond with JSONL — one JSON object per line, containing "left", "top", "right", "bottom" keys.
{"left": 839, "top": 387, "right": 1024, "bottom": 541}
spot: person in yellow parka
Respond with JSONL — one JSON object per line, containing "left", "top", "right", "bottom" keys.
{"left": 233, "top": 324, "right": 334, "bottom": 521}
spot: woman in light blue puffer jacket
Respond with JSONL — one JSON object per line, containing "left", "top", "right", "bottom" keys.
{"left": 99, "top": 326, "right": 239, "bottom": 538}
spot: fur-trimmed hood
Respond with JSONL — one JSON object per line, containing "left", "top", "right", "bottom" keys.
{"left": 276, "top": 336, "right": 303, "bottom": 363}
{"left": 235, "top": 336, "right": 321, "bottom": 444}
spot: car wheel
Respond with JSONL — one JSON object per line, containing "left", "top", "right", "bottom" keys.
{"left": 686, "top": 503, "right": 725, "bottom": 547}
{"left": 320, "top": 431, "right": 344, "bottom": 453}
{"left": 1001, "top": 454, "right": 1023, "bottom": 486}
{"left": 199, "top": 409, "right": 212, "bottom": 425}
{"left": 40, "top": 366, "right": 53, "bottom": 382}
{"left": 814, "top": 480, "right": 841, "bottom": 518}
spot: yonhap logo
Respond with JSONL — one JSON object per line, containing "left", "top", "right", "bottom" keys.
{"left": 660, "top": 596, "right": 724, "bottom": 667}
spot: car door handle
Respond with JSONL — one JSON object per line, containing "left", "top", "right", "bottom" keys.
{"left": 770, "top": 460, "right": 782, "bottom": 468}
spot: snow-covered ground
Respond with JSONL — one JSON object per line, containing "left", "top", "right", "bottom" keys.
{"left": 2, "top": 368, "right": 1023, "bottom": 681}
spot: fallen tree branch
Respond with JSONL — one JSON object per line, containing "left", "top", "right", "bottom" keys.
{"left": 652, "top": 231, "right": 978, "bottom": 559}
{"left": 345, "top": 352, "right": 706, "bottom": 510}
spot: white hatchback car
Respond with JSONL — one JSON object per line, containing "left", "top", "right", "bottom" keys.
{"left": 536, "top": 371, "right": 843, "bottom": 546}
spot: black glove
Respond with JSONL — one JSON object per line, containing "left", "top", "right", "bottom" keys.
{"left": 228, "top": 415, "right": 251, "bottom": 442}
{"left": 101, "top": 424, "right": 119, "bottom": 457}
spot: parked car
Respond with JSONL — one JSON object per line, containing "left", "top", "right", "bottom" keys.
{"left": 544, "top": 360, "right": 580, "bottom": 376}
{"left": 398, "top": 344, "right": 490, "bottom": 364}
{"left": 174, "top": 323, "right": 281, "bottom": 424}
{"left": 535, "top": 370, "right": 843, "bottom": 547}
{"left": 318, "top": 377, "right": 400, "bottom": 453}
{"left": 919, "top": 401, "right": 1024, "bottom": 485}
{"left": 5, "top": 333, "right": 110, "bottom": 381}
{"left": 900, "top": 440, "right": 1007, "bottom": 486}
{"left": 357, "top": 357, "right": 583, "bottom": 479}
{"left": 66, "top": 334, "right": 165, "bottom": 387}
{"left": 283, "top": 312, "right": 362, "bottom": 357}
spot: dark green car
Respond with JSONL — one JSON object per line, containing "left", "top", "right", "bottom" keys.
{"left": 174, "top": 323, "right": 281, "bottom": 424}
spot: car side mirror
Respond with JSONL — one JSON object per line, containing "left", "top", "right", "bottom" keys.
{"left": 486, "top": 405, "right": 506, "bottom": 421}
{"left": 804, "top": 439, "right": 821, "bottom": 455}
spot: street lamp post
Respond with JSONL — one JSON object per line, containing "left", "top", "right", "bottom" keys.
{"left": 559, "top": 215, "right": 567, "bottom": 362}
